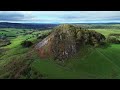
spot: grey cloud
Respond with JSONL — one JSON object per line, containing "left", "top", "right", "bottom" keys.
{"left": 0, "top": 12, "right": 35, "bottom": 21}
{"left": 0, "top": 13, "right": 25, "bottom": 21}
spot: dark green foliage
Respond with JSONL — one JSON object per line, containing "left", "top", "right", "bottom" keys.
{"left": 87, "top": 30, "right": 106, "bottom": 47}
{"left": 0, "top": 35, "right": 7, "bottom": 40}
{"left": 37, "top": 32, "right": 51, "bottom": 40}
{"left": 109, "top": 33, "right": 120, "bottom": 36}
{"left": 107, "top": 36, "right": 120, "bottom": 44}
{"left": 21, "top": 41, "right": 33, "bottom": 48}
{"left": 0, "top": 39, "right": 11, "bottom": 47}
{"left": 107, "top": 33, "right": 120, "bottom": 44}
{"left": 37, "top": 34, "right": 48, "bottom": 39}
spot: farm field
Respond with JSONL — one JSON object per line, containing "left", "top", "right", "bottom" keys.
{"left": 93, "top": 29, "right": 120, "bottom": 37}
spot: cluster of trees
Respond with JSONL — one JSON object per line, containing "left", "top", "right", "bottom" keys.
{"left": 0, "top": 34, "right": 11, "bottom": 47}
{"left": 37, "top": 34, "right": 48, "bottom": 39}
{"left": 75, "top": 30, "right": 106, "bottom": 47}
{"left": 21, "top": 41, "right": 33, "bottom": 48}
{"left": 0, "top": 35, "right": 7, "bottom": 39}
{"left": 37, "top": 32, "right": 51, "bottom": 40}
{"left": 107, "top": 34, "right": 120, "bottom": 44}
{"left": 0, "top": 39, "right": 11, "bottom": 47}
{"left": 108, "top": 33, "right": 120, "bottom": 37}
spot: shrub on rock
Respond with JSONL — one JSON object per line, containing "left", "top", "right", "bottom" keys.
{"left": 107, "top": 36, "right": 120, "bottom": 44}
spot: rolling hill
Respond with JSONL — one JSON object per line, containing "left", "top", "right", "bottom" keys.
{"left": 0, "top": 22, "right": 58, "bottom": 29}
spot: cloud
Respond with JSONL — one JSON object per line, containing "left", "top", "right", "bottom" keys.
{"left": 0, "top": 11, "right": 120, "bottom": 23}
{"left": 0, "top": 13, "right": 24, "bottom": 21}
{"left": 0, "top": 11, "right": 35, "bottom": 22}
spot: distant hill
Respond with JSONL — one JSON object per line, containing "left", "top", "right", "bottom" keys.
{"left": 73, "top": 23, "right": 120, "bottom": 29}
{"left": 0, "top": 22, "right": 58, "bottom": 29}
{"left": 0, "top": 22, "right": 120, "bottom": 29}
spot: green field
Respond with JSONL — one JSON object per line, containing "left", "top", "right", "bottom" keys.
{"left": 92, "top": 29, "right": 120, "bottom": 37}
{"left": 1, "top": 27, "right": 120, "bottom": 79}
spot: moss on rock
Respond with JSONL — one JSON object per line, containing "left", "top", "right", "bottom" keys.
{"left": 35, "top": 24, "right": 106, "bottom": 61}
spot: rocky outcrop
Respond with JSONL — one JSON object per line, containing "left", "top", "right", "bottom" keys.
{"left": 35, "top": 24, "right": 106, "bottom": 61}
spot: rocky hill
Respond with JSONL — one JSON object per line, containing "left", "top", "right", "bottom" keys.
{"left": 35, "top": 24, "right": 106, "bottom": 61}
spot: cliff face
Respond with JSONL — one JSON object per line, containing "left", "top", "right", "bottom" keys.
{"left": 35, "top": 24, "right": 106, "bottom": 61}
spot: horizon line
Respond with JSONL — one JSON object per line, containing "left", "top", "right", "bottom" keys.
{"left": 0, "top": 22, "right": 120, "bottom": 24}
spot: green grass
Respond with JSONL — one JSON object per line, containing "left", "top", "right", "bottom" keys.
{"left": 0, "top": 28, "right": 28, "bottom": 36}
{"left": 0, "top": 28, "right": 52, "bottom": 78}
{"left": 68, "top": 44, "right": 120, "bottom": 79}
{"left": 93, "top": 29, "right": 120, "bottom": 37}
{"left": 1, "top": 27, "right": 120, "bottom": 79}
{"left": 31, "top": 59, "right": 97, "bottom": 79}
{"left": 31, "top": 44, "right": 120, "bottom": 79}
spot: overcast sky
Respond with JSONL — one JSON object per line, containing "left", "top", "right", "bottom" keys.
{"left": 0, "top": 11, "right": 120, "bottom": 23}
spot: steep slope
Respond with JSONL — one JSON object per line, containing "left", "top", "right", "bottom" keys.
{"left": 35, "top": 24, "right": 106, "bottom": 61}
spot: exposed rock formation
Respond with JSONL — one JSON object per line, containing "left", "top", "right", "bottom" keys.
{"left": 35, "top": 24, "right": 106, "bottom": 61}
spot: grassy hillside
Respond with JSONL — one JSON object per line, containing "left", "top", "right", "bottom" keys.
{"left": 30, "top": 44, "right": 120, "bottom": 79}
{"left": 0, "top": 28, "right": 51, "bottom": 78}
{"left": 1, "top": 25, "right": 120, "bottom": 79}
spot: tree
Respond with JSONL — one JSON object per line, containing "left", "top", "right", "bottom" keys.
{"left": 21, "top": 41, "right": 33, "bottom": 48}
